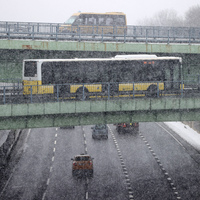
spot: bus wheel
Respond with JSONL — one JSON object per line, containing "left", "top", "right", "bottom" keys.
{"left": 76, "top": 88, "right": 89, "bottom": 100}
{"left": 147, "top": 85, "right": 157, "bottom": 98}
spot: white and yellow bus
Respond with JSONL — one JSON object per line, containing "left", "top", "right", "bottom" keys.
{"left": 59, "top": 12, "right": 127, "bottom": 35}
{"left": 22, "top": 55, "right": 183, "bottom": 99}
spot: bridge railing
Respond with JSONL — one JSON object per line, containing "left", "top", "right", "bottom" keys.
{"left": 0, "top": 21, "right": 200, "bottom": 43}
{"left": 0, "top": 80, "right": 200, "bottom": 105}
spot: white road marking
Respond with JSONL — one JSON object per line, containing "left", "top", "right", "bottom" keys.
{"left": 42, "top": 192, "right": 46, "bottom": 200}
{"left": 86, "top": 191, "right": 88, "bottom": 199}
{"left": 50, "top": 166, "right": 53, "bottom": 172}
{"left": 139, "top": 132, "right": 182, "bottom": 200}
{"left": 156, "top": 123, "right": 184, "bottom": 148}
{"left": 46, "top": 178, "right": 50, "bottom": 185}
{"left": 108, "top": 125, "right": 134, "bottom": 200}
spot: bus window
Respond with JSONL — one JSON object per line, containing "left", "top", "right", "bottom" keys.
{"left": 115, "top": 16, "right": 125, "bottom": 26}
{"left": 73, "top": 18, "right": 84, "bottom": 25}
{"left": 87, "top": 16, "right": 97, "bottom": 25}
{"left": 98, "top": 17, "right": 105, "bottom": 25}
{"left": 106, "top": 17, "right": 114, "bottom": 26}
{"left": 64, "top": 16, "right": 78, "bottom": 24}
{"left": 60, "top": 12, "right": 127, "bottom": 34}
{"left": 24, "top": 61, "right": 37, "bottom": 77}
{"left": 42, "top": 62, "right": 53, "bottom": 84}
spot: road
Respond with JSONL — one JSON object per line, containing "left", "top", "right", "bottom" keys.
{"left": 1, "top": 123, "right": 200, "bottom": 200}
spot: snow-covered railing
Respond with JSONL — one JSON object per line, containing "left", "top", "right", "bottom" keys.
{"left": 0, "top": 80, "right": 200, "bottom": 104}
{"left": 0, "top": 21, "right": 200, "bottom": 44}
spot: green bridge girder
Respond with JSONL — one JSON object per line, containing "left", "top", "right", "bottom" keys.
{"left": 1, "top": 39, "right": 200, "bottom": 53}
{"left": 0, "top": 98, "right": 200, "bottom": 130}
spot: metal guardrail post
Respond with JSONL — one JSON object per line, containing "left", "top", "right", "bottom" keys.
{"left": 133, "top": 82, "right": 134, "bottom": 99}
{"left": 32, "top": 25, "right": 34, "bottom": 40}
{"left": 101, "top": 28, "right": 103, "bottom": 42}
{"left": 3, "top": 86, "right": 5, "bottom": 104}
{"left": 157, "top": 82, "right": 159, "bottom": 97}
{"left": 37, "top": 23, "right": 39, "bottom": 32}
{"left": 198, "top": 75, "right": 200, "bottom": 90}
{"left": 56, "top": 26, "right": 58, "bottom": 41}
{"left": 124, "top": 28, "right": 126, "bottom": 43}
{"left": 8, "top": 25, "right": 10, "bottom": 40}
{"left": 30, "top": 85, "right": 32, "bottom": 103}
{"left": 181, "top": 81, "right": 183, "bottom": 98}
{"left": 78, "top": 26, "right": 81, "bottom": 42}
{"left": 82, "top": 84, "right": 85, "bottom": 101}
{"left": 108, "top": 83, "right": 110, "bottom": 100}
{"left": 167, "top": 30, "right": 170, "bottom": 44}
{"left": 189, "top": 29, "right": 191, "bottom": 45}
{"left": 57, "top": 85, "right": 59, "bottom": 102}
{"left": 145, "top": 29, "right": 148, "bottom": 43}
{"left": 50, "top": 23, "right": 52, "bottom": 34}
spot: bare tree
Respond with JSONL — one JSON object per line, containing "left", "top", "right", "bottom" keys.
{"left": 137, "top": 9, "right": 184, "bottom": 27}
{"left": 184, "top": 5, "right": 200, "bottom": 27}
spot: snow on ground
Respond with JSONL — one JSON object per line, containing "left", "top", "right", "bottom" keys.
{"left": 165, "top": 122, "right": 200, "bottom": 151}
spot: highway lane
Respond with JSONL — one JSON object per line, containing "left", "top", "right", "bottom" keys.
{"left": 1, "top": 123, "right": 200, "bottom": 199}
{"left": 0, "top": 128, "right": 56, "bottom": 200}
{"left": 44, "top": 126, "right": 88, "bottom": 200}
{"left": 109, "top": 124, "right": 175, "bottom": 200}
{"left": 45, "top": 125, "right": 128, "bottom": 200}
{"left": 110, "top": 122, "right": 200, "bottom": 199}
{"left": 140, "top": 122, "right": 200, "bottom": 199}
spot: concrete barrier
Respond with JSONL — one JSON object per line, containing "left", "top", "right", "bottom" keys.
{"left": 0, "top": 129, "right": 21, "bottom": 166}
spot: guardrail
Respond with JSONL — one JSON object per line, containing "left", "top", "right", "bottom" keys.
{"left": 0, "top": 80, "right": 200, "bottom": 105}
{"left": 0, "top": 21, "right": 200, "bottom": 44}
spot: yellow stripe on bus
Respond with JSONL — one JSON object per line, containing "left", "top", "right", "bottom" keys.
{"left": 70, "top": 84, "right": 102, "bottom": 93}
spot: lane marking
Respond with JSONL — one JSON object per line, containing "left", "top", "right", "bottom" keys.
{"left": 108, "top": 125, "right": 134, "bottom": 200}
{"left": 42, "top": 128, "right": 59, "bottom": 200}
{"left": 42, "top": 192, "right": 46, "bottom": 200}
{"left": 86, "top": 191, "right": 88, "bottom": 199}
{"left": 50, "top": 166, "right": 53, "bottom": 173}
{"left": 139, "top": 132, "right": 182, "bottom": 199}
{"left": 46, "top": 178, "right": 50, "bottom": 185}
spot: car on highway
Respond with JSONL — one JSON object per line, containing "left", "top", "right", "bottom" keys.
{"left": 116, "top": 123, "right": 139, "bottom": 133}
{"left": 91, "top": 124, "right": 108, "bottom": 139}
{"left": 71, "top": 154, "right": 94, "bottom": 177}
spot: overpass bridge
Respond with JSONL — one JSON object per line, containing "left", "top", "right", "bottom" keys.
{"left": 0, "top": 80, "right": 200, "bottom": 130}
{"left": 0, "top": 97, "right": 200, "bottom": 130}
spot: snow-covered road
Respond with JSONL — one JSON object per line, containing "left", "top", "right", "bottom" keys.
{"left": 165, "top": 122, "right": 200, "bottom": 151}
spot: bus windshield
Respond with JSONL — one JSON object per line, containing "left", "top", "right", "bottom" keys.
{"left": 64, "top": 16, "right": 78, "bottom": 24}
